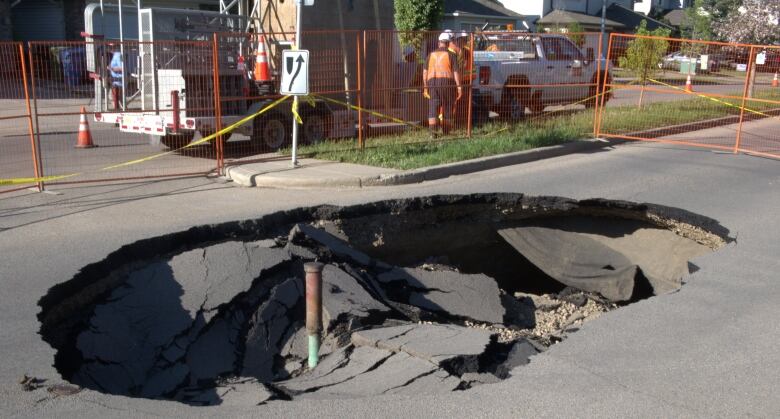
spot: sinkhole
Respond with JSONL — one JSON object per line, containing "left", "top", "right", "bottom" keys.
{"left": 37, "top": 194, "right": 729, "bottom": 406}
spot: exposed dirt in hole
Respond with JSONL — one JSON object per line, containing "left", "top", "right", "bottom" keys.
{"left": 36, "top": 194, "right": 729, "bottom": 406}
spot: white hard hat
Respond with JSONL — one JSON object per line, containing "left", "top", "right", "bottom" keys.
{"left": 457, "top": 31, "right": 469, "bottom": 38}
{"left": 438, "top": 32, "right": 452, "bottom": 42}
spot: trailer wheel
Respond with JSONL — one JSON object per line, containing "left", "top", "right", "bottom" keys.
{"left": 253, "top": 114, "right": 289, "bottom": 151}
{"left": 199, "top": 129, "right": 232, "bottom": 145}
{"left": 159, "top": 132, "right": 195, "bottom": 150}
{"left": 302, "top": 113, "right": 327, "bottom": 144}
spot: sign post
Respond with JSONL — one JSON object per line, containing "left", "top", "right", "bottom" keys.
{"left": 288, "top": 0, "right": 314, "bottom": 167}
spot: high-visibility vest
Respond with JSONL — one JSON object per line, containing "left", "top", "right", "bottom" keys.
{"left": 427, "top": 50, "right": 454, "bottom": 80}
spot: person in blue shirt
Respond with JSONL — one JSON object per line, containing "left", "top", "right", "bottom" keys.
{"left": 108, "top": 50, "right": 123, "bottom": 109}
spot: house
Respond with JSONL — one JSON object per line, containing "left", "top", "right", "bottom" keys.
{"left": 535, "top": 3, "right": 672, "bottom": 33}
{"left": 634, "top": 0, "right": 692, "bottom": 16}
{"left": 502, "top": 0, "right": 634, "bottom": 22}
{"left": 441, "top": 0, "right": 528, "bottom": 32}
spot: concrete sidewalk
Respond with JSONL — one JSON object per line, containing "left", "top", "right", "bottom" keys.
{"left": 225, "top": 139, "right": 612, "bottom": 188}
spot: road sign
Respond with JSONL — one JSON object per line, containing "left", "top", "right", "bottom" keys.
{"left": 280, "top": 50, "right": 310, "bottom": 96}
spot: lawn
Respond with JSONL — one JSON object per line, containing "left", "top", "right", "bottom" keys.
{"left": 285, "top": 89, "right": 780, "bottom": 170}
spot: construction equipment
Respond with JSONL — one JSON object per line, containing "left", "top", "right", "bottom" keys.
{"left": 83, "top": 3, "right": 343, "bottom": 151}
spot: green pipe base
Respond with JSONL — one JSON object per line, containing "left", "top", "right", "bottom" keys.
{"left": 308, "top": 334, "right": 320, "bottom": 369}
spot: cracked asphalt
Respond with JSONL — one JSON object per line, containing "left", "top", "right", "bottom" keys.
{"left": 1, "top": 141, "right": 779, "bottom": 418}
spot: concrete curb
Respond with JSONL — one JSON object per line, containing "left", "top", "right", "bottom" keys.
{"left": 363, "top": 139, "right": 613, "bottom": 187}
{"left": 230, "top": 139, "right": 615, "bottom": 188}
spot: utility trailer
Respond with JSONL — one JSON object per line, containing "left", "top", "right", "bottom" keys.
{"left": 84, "top": 4, "right": 345, "bottom": 150}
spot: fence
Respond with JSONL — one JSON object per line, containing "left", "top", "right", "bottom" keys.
{"left": 596, "top": 33, "right": 780, "bottom": 158}
{"left": 1, "top": 31, "right": 779, "bottom": 194}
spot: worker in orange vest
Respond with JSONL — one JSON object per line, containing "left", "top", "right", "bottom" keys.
{"left": 423, "top": 32, "right": 462, "bottom": 137}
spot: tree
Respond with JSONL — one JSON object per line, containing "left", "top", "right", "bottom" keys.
{"left": 618, "top": 20, "right": 672, "bottom": 108}
{"left": 682, "top": 0, "right": 715, "bottom": 41}
{"left": 715, "top": 0, "right": 780, "bottom": 45}
{"left": 394, "top": 0, "right": 444, "bottom": 61}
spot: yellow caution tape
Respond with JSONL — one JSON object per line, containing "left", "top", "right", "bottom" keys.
{"left": 291, "top": 98, "right": 303, "bottom": 125}
{"left": 648, "top": 78, "right": 776, "bottom": 119}
{"left": 0, "top": 173, "right": 80, "bottom": 187}
{"left": 313, "top": 94, "right": 422, "bottom": 130}
{"left": 1, "top": 96, "right": 290, "bottom": 185}
{"left": 103, "top": 96, "right": 290, "bottom": 170}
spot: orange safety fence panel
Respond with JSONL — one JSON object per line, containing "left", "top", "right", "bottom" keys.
{"left": 596, "top": 33, "right": 780, "bottom": 160}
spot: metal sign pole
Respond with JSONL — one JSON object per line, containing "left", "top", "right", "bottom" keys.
{"left": 118, "top": 0, "right": 126, "bottom": 110}
{"left": 291, "top": 0, "right": 302, "bottom": 167}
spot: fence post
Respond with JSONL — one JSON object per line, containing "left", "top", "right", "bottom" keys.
{"left": 358, "top": 31, "right": 365, "bottom": 149}
{"left": 212, "top": 34, "right": 224, "bottom": 174}
{"left": 593, "top": 31, "right": 603, "bottom": 138}
{"left": 26, "top": 42, "right": 46, "bottom": 191}
{"left": 358, "top": 31, "right": 366, "bottom": 150}
{"left": 734, "top": 45, "right": 754, "bottom": 154}
{"left": 595, "top": 33, "right": 615, "bottom": 138}
{"left": 466, "top": 33, "right": 474, "bottom": 138}
{"left": 18, "top": 43, "right": 43, "bottom": 192}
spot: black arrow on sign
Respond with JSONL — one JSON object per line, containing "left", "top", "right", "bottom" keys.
{"left": 288, "top": 55, "right": 305, "bottom": 92}
{"left": 286, "top": 56, "right": 294, "bottom": 74}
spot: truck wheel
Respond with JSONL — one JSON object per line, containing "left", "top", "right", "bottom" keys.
{"left": 507, "top": 92, "right": 527, "bottom": 121}
{"left": 160, "top": 132, "right": 195, "bottom": 150}
{"left": 528, "top": 102, "right": 545, "bottom": 114}
{"left": 501, "top": 86, "right": 528, "bottom": 121}
{"left": 586, "top": 73, "right": 612, "bottom": 109}
{"left": 302, "top": 113, "right": 327, "bottom": 144}
{"left": 253, "top": 114, "right": 289, "bottom": 151}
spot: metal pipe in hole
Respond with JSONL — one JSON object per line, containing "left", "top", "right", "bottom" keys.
{"left": 304, "top": 262, "right": 324, "bottom": 368}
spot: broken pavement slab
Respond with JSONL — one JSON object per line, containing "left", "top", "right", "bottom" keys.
{"left": 320, "top": 264, "right": 391, "bottom": 332}
{"left": 376, "top": 268, "right": 505, "bottom": 324}
{"left": 279, "top": 346, "right": 460, "bottom": 399}
{"left": 351, "top": 323, "right": 494, "bottom": 367}
{"left": 170, "top": 240, "right": 292, "bottom": 322}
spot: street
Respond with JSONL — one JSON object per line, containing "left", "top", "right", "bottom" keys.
{"left": 1, "top": 138, "right": 779, "bottom": 417}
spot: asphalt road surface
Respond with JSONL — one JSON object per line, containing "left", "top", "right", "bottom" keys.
{"left": 1, "top": 138, "right": 779, "bottom": 417}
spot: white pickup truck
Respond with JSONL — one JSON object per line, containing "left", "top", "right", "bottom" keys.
{"left": 471, "top": 33, "right": 612, "bottom": 121}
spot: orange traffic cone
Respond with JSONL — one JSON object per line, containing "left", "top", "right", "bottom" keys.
{"left": 254, "top": 35, "right": 270, "bottom": 82}
{"left": 772, "top": 72, "right": 778, "bottom": 88}
{"left": 75, "top": 106, "right": 95, "bottom": 148}
{"left": 684, "top": 74, "right": 693, "bottom": 93}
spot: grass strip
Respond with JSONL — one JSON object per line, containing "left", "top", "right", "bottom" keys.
{"left": 285, "top": 89, "right": 780, "bottom": 170}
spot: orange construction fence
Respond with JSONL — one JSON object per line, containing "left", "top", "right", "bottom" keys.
{"left": 1, "top": 30, "right": 779, "bottom": 194}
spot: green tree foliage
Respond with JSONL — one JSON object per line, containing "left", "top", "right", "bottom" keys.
{"left": 394, "top": 0, "right": 444, "bottom": 59}
{"left": 618, "top": 21, "right": 672, "bottom": 107}
{"left": 682, "top": 0, "right": 715, "bottom": 41}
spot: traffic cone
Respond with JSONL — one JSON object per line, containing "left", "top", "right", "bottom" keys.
{"left": 684, "top": 74, "right": 694, "bottom": 93}
{"left": 75, "top": 106, "right": 95, "bottom": 149}
{"left": 772, "top": 72, "right": 778, "bottom": 88}
{"left": 254, "top": 35, "right": 270, "bottom": 82}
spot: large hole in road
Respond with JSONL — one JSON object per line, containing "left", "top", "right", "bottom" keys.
{"left": 37, "top": 194, "right": 729, "bottom": 406}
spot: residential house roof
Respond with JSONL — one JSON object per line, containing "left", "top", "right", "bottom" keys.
{"left": 536, "top": 9, "right": 624, "bottom": 28}
{"left": 444, "top": 0, "right": 523, "bottom": 18}
{"left": 663, "top": 9, "right": 688, "bottom": 27}
{"left": 606, "top": 4, "right": 674, "bottom": 31}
